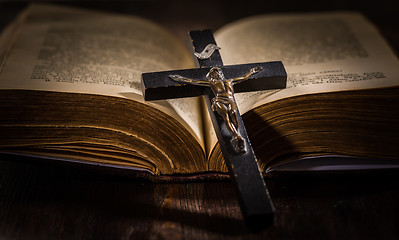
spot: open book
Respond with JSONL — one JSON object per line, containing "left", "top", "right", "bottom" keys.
{"left": 1, "top": 4, "right": 399, "bottom": 176}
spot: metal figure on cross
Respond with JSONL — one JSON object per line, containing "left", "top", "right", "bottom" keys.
{"left": 169, "top": 66, "right": 263, "bottom": 153}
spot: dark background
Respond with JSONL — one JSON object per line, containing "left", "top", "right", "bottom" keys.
{"left": 1, "top": 0, "right": 399, "bottom": 51}
{"left": 0, "top": 0, "right": 399, "bottom": 239}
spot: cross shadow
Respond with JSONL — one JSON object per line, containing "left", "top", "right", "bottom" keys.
{"left": 0, "top": 156, "right": 259, "bottom": 236}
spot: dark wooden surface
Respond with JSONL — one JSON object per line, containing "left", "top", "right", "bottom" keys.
{"left": 1, "top": 159, "right": 399, "bottom": 239}
{"left": 1, "top": 1, "right": 399, "bottom": 239}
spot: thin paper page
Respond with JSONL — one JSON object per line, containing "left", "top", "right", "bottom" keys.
{"left": 205, "top": 12, "right": 399, "bottom": 152}
{"left": 0, "top": 4, "right": 204, "bottom": 145}
{"left": 215, "top": 12, "right": 399, "bottom": 113}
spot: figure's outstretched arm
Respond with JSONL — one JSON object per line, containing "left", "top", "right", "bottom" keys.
{"left": 169, "top": 74, "right": 209, "bottom": 87}
{"left": 230, "top": 66, "right": 263, "bottom": 84}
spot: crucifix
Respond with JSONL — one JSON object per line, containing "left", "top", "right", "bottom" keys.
{"left": 141, "top": 30, "right": 287, "bottom": 227}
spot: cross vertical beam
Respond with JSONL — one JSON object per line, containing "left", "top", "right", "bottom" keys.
{"left": 190, "top": 30, "right": 274, "bottom": 226}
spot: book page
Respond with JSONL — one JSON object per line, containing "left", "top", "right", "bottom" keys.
{"left": 205, "top": 12, "right": 399, "bottom": 152}
{"left": 0, "top": 4, "right": 204, "bottom": 145}
{"left": 0, "top": 7, "right": 28, "bottom": 73}
{"left": 215, "top": 12, "right": 399, "bottom": 113}
{"left": 267, "top": 155, "right": 399, "bottom": 172}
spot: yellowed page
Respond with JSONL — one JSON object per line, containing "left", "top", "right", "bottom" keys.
{"left": 216, "top": 12, "right": 399, "bottom": 112}
{"left": 0, "top": 4, "right": 203, "bottom": 146}
{"left": 0, "top": 6, "right": 28, "bottom": 73}
{"left": 206, "top": 12, "right": 399, "bottom": 153}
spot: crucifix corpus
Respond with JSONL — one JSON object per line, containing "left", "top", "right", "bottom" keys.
{"left": 141, "top": 30, "right": 287, "bottom": 227}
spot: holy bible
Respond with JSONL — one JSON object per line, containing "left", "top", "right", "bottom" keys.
{"left": 1, "top": 4, "right": 399, "bottom": 177}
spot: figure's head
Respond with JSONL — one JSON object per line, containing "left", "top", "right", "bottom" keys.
{"left": 206, "top": 67, "right": 224, "bottom": 81}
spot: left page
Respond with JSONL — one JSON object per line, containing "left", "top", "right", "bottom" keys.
{"left": 0, "top": 4, "right": 204, "bottom": 146}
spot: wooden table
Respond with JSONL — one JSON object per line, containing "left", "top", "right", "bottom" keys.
{"left": 1, "top": 1, "right": 399, "bottom": 239}
{"left": 1, "top": 157, "right": 399, "bottom": 239}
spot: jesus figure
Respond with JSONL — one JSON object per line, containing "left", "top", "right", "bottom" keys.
{"left": 169, "top": 66, "right": 263, "bottom": 153}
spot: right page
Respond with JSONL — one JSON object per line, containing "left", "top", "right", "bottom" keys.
{"left": 215, "top": 12, "right": 399, "bottom": 113}
{"left": 206, "top": 12, "right": 399, "bottom": 157}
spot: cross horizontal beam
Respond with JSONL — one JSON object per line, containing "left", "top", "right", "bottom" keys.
{"left": 141, "top": 61, "right": 286, "bottom": 101}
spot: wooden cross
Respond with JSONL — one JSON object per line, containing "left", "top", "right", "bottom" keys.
{"left": 141, "top": 30, "right": 287, "bottom": 227}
